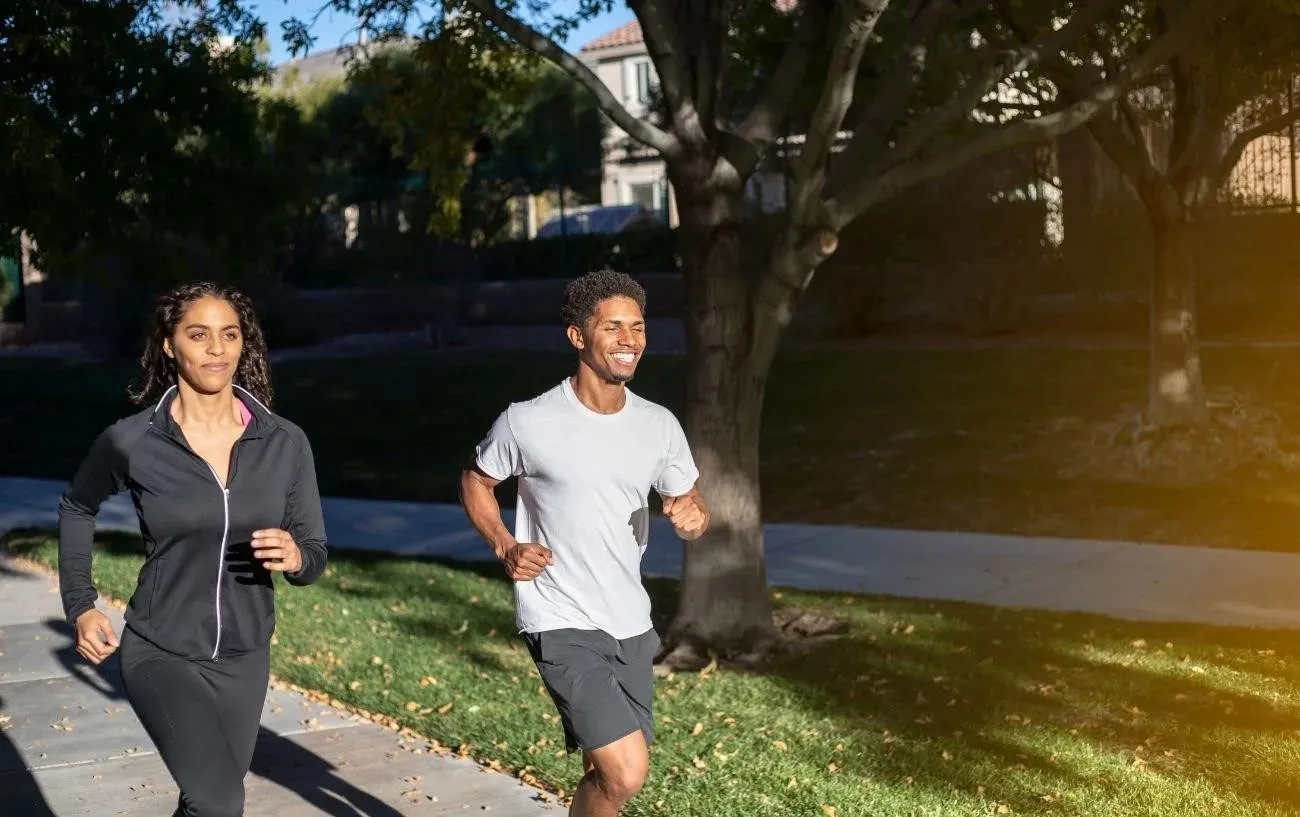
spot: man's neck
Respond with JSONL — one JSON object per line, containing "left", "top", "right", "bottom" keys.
{"left": 570, "top": 367, "right": 626, "bottom": 414}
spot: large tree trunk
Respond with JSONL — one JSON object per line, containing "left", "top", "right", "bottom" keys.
{"left": 1146, "top": 200, "right": 1208, "bottom": 427}
{"left": 661, "top": 169, "right": 783, "bottom": 667}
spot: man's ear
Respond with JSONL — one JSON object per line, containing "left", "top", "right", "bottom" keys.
{"left": 566, "top": 324, "right": 585, "bottom": 350}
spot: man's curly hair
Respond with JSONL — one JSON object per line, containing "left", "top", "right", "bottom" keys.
{"left": 560, "top": 269, "right": 647, "bottom": 330}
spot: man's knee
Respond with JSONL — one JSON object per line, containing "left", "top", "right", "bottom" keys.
{"left": 590, "top": 735, "right": 649, "bottom": 803}
{"left": 595, "top": 763, "right": 647, "bottom": 803}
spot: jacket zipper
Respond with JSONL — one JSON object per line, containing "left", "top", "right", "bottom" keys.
{"left": 203, "top": 464, "right": 231, "bottom": 661}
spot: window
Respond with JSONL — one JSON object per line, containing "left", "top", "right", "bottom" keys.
{"left": 629, "top": 182, "right": 658, "bottom": 211}
{"left": 634, "top": 60, "right": 655, "bottom": 104}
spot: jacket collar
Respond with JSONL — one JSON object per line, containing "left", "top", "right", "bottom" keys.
{"left": 149, "top": 383, "right": 277, "bottom": 441}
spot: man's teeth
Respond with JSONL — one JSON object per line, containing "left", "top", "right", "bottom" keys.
{"left": 613, "top": 353, "right": 636, "bottom": 363}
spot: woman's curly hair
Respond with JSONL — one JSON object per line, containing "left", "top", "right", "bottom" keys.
{"left": 128, "top": 281, "right": 274, "bottom": 409}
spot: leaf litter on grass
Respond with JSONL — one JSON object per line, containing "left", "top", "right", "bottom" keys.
{"left": 9, "top": 531, "right": 1300, "bottom": 816}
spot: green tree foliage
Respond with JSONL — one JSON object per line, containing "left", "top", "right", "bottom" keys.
{"left": 0, "top": 0, "right": 302, "bottom": 286}
{"left": 459, "top": 63, "right": 606, "bottom": 244}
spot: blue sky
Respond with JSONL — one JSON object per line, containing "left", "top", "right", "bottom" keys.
{"left": 247, "top": 0, "right": 636, "bottom": 64}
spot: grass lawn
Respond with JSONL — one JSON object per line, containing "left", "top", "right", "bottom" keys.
{"left": 4, "top": 346, "right": 1300, "bottom": 551}
{"left": 7, "top": 528, "right": 1300, "bottom": 816}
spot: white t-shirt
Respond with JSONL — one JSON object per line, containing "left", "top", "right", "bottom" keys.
{"left": 474, "top": 378, "right": 700, "bottom": 639}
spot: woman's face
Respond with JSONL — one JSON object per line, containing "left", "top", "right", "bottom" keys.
{"left": 163, "top": 296, "right": 243, "bottom": 396}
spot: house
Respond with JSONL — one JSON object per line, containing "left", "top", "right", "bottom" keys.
{"left": 578, "top": 21, "right": 677, "bottom": 225}
{"left": 578, "top": 19, "right": 794, "bottom": 227}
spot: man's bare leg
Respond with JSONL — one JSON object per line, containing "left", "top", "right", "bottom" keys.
{"left": 569, "top": 730, "right": 649, "bottom": 817}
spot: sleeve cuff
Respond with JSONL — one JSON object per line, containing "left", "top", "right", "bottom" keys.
{"left": 475, "top": 456, "right": 510, "bottom": 482}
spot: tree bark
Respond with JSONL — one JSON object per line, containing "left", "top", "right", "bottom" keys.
{"left": 1146, "top": 198, "right": 1208, "bottom": 427}
{"left": 661, "top": 164, "right": 782, "bottom": 666}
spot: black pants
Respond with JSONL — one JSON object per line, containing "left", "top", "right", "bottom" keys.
{"left": 119, "top": 627, "right": 270, "bottom": 817}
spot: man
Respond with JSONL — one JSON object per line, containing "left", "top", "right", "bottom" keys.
{"left": 459, "top": 270, "right": 709, "bottom": 817}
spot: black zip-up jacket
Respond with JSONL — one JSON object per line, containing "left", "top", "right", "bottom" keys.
{"left": 57, "top": 385, "right": 328, "bottom": 661}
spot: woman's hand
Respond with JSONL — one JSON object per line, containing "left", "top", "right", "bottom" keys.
{"left": 74, "top": 609, "right": 119, "bottom": 665}
{"left": 251, "top": 528, "right": 303, "bottom": 573}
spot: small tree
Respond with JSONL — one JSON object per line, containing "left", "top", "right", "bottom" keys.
{"left": 290, "top": 0, "right": 1226, "bottom": 664}
{"left": 988, "top": 0, "right": 1300, "bottom": 428}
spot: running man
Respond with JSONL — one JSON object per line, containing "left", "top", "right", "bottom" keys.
{"left": 459, "top": 270, "right": 709, "bottom": 816}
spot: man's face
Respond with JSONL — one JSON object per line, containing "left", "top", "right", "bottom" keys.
{"left": 569, "top": 296, "right": 646, "bottom": 384}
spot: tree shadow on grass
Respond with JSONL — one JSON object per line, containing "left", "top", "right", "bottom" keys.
{"left": 33, "top": 530, "right": 1299, "bottom": 812}
{"left": 726, "top": 588, "right": 1300, "bottom": 815}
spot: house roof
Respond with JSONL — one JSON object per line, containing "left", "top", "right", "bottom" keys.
{"left": 580, "top": 2, "right": 797, "bottom": 52}
{"left": 580, "top": 20, "right": 644, "bottom": 52}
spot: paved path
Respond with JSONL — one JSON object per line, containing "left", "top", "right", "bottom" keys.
{"left": 0, "top": 549, "right": 560, "bottom": 816}
{"left": 5, "top": 475, "right": 1300, "bottom": 631}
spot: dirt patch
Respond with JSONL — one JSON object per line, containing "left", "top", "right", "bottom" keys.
{"left": 1050, "top": 389, "right": 1300, "bottom": 485}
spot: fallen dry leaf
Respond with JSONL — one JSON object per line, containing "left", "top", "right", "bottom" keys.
{"left": 691, "top": 722, "right": 704, "bottom": 736}
{"left": 772, "top": 740, "right": 788, "bottom": 752}
{"left": 699, "top": 656, "right": 718, "bottom": 678}
{"left": 821, "top": 806, "right": 837, "bottom": 817}
{"left": 437, "top": 702, "right": 454, "bottom": 715}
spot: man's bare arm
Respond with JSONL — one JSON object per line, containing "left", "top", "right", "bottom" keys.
{"left": 459, "top": 467, "right": 517, "bottom": 559}
{"left": 460, "top": 466, "right": 554, "bottom": 581}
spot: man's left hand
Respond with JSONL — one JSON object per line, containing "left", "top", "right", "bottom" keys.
{"left": 663, "top": 493, "right": 708, "bottom": 540}
{"left": 252, "top": 528, "right": 303, "bottom": 573}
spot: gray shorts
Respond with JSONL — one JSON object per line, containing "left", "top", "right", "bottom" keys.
{"left": 522, "top": 627, "right": 659, "bottom": 754}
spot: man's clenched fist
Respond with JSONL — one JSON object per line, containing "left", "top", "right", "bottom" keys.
{"left": 502, "top": 543, "right": 554, "bottom": 581}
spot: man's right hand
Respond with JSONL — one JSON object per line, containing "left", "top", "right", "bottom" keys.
{"left": 502, "top": 543, "right": 553, "bottom": 581}
{"left": 74, "top": 609, "right": 119, "bottom": 665}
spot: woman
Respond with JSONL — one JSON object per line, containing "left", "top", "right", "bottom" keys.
{"left": 57, "top": 281, "right": 328, "bottom": 817}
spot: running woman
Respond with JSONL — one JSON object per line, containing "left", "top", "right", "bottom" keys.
{"left": 58, "top": 281, "right": 328, "bottom": 817}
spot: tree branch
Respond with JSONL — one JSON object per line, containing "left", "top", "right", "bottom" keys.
{"left": 788, "top": 0, "right": 891, "bottom": 218}
{"left": 826, "top": 0, "right": 956, "bottom": 186}
{"left": 1090, "top": 28, "right": 1159, "bottom": 176}
{"left": 825, "top": 0, "right": 1230, "bottom": 227}
{"left": 830, "top": 92, "right": 1114, "bottom": 225}
{"left": 1214, "top": 103, "right": 1300, "bottom": 189}
{"left": 750, "top": 1, "right": 891, "bottom": 378}
{"left": 881, "top": 0, "right": 1113, "bottom": 174}
{"left": 627, "top": 0, "right": 698, "bottom": 142}
{"left": 462, "top": 0, "right": 680, "bottom": 157}
{"left": 1084, "top": 111, "right": 1157, "bottom": 188}
{"left": 686, "top": 0, "right": 738, "bottom": 143}
{"left": 726, "top": 0, "right": 835, "bottom": 176}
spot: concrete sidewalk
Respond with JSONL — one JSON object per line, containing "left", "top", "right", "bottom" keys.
{"left": 0, "top": 551, "right": 559, "bottom": 816}
{"left": 4, "top": 475, "right": 1300, "bottom": 630}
